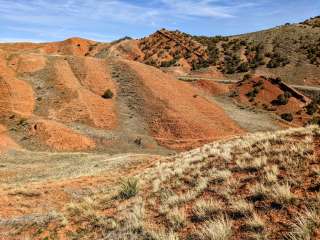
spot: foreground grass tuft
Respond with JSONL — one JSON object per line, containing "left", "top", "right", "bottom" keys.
{"left": 199, "top": 215, "right": 232, "bottom": 240}
{"left": 119, "top": 178, "right": 139, "bottom": 199}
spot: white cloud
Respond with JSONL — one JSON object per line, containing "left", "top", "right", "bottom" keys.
{"left": 0, "top": 38, "right": 45, "bottom": 43}
{"left": 0, "top": 0, "right": 259, "bottom": 41}
{"left": 0, "top": 0, "right": 247, "bottom": 27}
{"left": 160, "top": 0, "right": 234, "bottom": 18}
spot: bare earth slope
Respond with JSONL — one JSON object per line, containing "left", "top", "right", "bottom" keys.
{"left": 0, "top": 39, "right": 245, "bottom": 153}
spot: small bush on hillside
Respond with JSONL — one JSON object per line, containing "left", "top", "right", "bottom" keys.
{"left": 281, "top": 113, "right": 293, "bottom": 122}
{"left": 161, "top": 59, "right": 177, "bottom": 67}
{"left": 243, "top": 74, "right": 252, "bottom": 81}
{"left": 246, "top": 86, "right": 261, "bottom": 99}
{"left": 272, "top": 94, "right": 289, "bottom": 106}
{"left": 306, "top": 101, "right": 319, "bottom": 115}
{"left": 119, "top": 178, "right": 139, "bottom": 199}
{"left": 224, "top": 54, "right": 240, "bottom": 74}
{"left": 270, "top": 77, "right": 282, "bottom": 85}
{"left": 267, "top": 53, "right": 290, "bottom": 68}
{"left": 145, "top": 59, "right": 157, "bottom": 67}
{"left": 253, "top": 80, "right": 264, "bottom": 87}
{"left": 192, "top": 60, "right": 208, "bottom": 70}
{"left": 237, "top": 62, "right": 249, "bottom": 72}
{"left": 309, "top": 116, "right": 320, "bottom": 125}
{"left": 284, "top": 91, "right": 292, "bottom": 99}
{"left": 102, "top": 89, "right": 114, "bottom": 99}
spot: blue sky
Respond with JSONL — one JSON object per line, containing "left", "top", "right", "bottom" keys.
{"left": 0, "top": 0, "right": 319, "bottom": 42}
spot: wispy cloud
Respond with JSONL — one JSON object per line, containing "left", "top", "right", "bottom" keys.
{"left": 1, "top": 0, "right": 311, "bottom": 41}
{"left": 160, "top": 0, "right": 234, "bottom": 18}
{"left": 0, "top": 0, "right": 252, "bottom": 26}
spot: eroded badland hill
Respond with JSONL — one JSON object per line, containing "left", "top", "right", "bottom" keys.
{"left": 0, "top": 16, "right": 320, "bottom": 240}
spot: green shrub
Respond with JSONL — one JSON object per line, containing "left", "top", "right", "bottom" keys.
{"left": 161, "top": 59, "right": 176, "bottom": 67}
{"left": 119, "top": 178, "right": 139, "bottom": 199}
{"left": 243, "top": 74, "right": 252, "bottom": 80}
{"left": 237, "top": 62, "right": 249, "bottom": 72}
{"left": 283, "top": 92, "right": 292, "bottom": 99}
{"left": 281, "top": 113, "right": 293, "bottom": 122}
{"left": 102, "top": 89, "right": 114, "bottom": 99}
{"left": 270, "top": 77, "right": 282, "bottom": 84}
{"left": 306, "top": 102, "right": 318, "bottom": 115}
{"left": 267, "top": 53, "right": 289, "bottom": 68}
{"left": 253, "top": 80, "right": 264, "bottom": 87}
{"left": 272, "top": 94, "right": 288, "bottom": 106}
{"left": 309, "top": 116, "right": 320, "bottom": 125}
{"left": 246, "top": 86, "right": 261, "bottom": 99}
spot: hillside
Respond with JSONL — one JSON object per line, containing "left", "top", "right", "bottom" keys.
{"left": 139, "top": 29, "right": 208, "bottom": 71}
{"left": 0, "top": 126, "right": 319, "bottom": 239}
{"left": 229, "top": 75, "right": 319, "bottom": 126}
{"left": 0, "top": 39, "right": 246, "bottom": 153}
{"left": 1, "top": 21, "right": 319, "bottom": 153}
{"left": 0, "top": 16, "right": 320, "bottom": 240}
{"left": 112, "top": 18, "right": 320, "bottom": 86}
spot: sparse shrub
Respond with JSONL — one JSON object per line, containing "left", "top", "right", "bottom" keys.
{"left": 192, "top": 199, "right": 221, "bottom": 221}
{"left": 119, "top": 178, "right": 139, "bottom": 199}
{"left": 284, "top": 91, "right": 292, "bottom": 99}
{"left": 237, "top": 62, "right": 249, "bottom": 72}
{"left": 285, "top": 209, "right": 320, "bottom": 240}
{"left": 243, "top": 74, "right": 252, "bottom": 80}
{"left": 250, "top": 183, "right": 268, "bottom": 202}
{"left": 281, "top": 113, "right": 293, "bottom": 122}
{"left": 244, "top": 213, "right": 265, "bottom": 233}
{"left": 267, "top": 53, "right": 289, "bottom": 68}
{"left": 246, "top": 86, "right": 261, "bottom": 99}
{"left": 161, "top": 59, "right": 177, "bottom": 67}
{"left": 210, "top": 169, "right": 232, "bottom": 184}
{"left": 253, "top": 80, "right": 264, "bottom": 87}
{"left": 271, "top": 183, "right": 295, "bottom": 204}
{"left": 199, "top": 216, "right": 232, "bottom": 240}
{"left": 306, "top": 101, "right": 318, "bottom": 115}
{"left": 102, "top": 89, "right": 114, "bottom": 99}
{"left": 272, "top": 94, "right": 289, "bottom": 106}
{"left": 264, "top": 165, "right": 279, "bottom": 184}
{"left": 167, "top": 208, "right": 186, "bottom": 229}
{"left": 224, "top": 54, "right": 240, "bottom": 74}
{"left": 229, "top": 200, "right": 253, "bottom": 218}
{"left": 270, "top": 77, "right": 282, "bottom": 84}
{"left": 309, "top": 116, "right": 320, "bottom": 125}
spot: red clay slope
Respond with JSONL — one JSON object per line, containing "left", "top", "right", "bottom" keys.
{"left": 0, "top": 46, "right": 118, "bottom": 152}
{"left": 232, "top": 76, "right": 315, "bottom": 126}
{"left": 0, "top": 38, "right": 244, "bottom": 152}
{"left": 0, "top": 37, "right": 96, "bottom": 56}
{"left": 121, "top": 59, "right": 244, "bottom": 150}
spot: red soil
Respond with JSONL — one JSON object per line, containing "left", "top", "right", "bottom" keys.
{"left": 0, "top": 124, "right": 19, "bottom": 152}
{"left": 122, "top": 60, "right": 244, "bottom": 150}
{"left": 0, "top": 54, "right": 35, "bottom": 118}
{"left": 0, "top": 47, "right": 117, "bottom": 152}
{"left": 234, "top": 76, "right": 312, "bottom": 126}
{"left": 42, "top": 37, "right": 96, "bottom": 56}
{"left": 189, "top": 67, "right": 224, "bottom": 79}
{"left": 109, "top": 39, "right": 144, "bottom": 61}
{"left": 0, "top": 37, "right": 95, "bottom": 57}
{"left": 8, "top": 53, "right": 46, "bottom": 74}
{"left": 48, "top": 57, "right": 117, "bottom": 130}
{"left": 29, "top": 119, "right": 95, "bottom": 151}
{"left": 193, "top": 80, "right": 230, "bottom": 96}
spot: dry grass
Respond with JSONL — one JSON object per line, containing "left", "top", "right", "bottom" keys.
{"left": 270, "top": 182, "right": 295, "bottom": 204}
{"left": 3, "top": 126, "right": 320, "bottom": 239}
{"left": 285, "top": 209, "right": 320, "bottom": 240}
{"left": 192, "top": 199, "right": 222, "bottom": 221}
{"left": 198, "top": 215, "right": 232, "bottom": 240}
